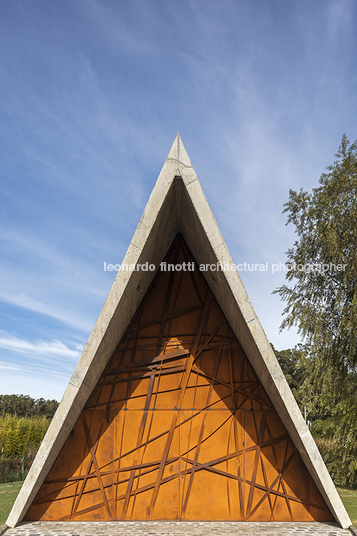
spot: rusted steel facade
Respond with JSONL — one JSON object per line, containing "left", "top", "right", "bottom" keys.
{"left": 26, "top": 237, "right": 332, "bottom": 522}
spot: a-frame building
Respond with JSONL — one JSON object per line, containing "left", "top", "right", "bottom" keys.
{"left": 7, "top": 135, "right": 351, "bottom": 527}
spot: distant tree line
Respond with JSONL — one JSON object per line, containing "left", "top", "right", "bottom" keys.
{"left": 0, "top": 394, "right": 59, "bottom": 483}
{"left": 0, "top": 394, "right": 58, "bottom": 419}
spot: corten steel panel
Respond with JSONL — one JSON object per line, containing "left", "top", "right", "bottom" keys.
{"left": 26, "top": 236, "right": 333, "bottom": 522}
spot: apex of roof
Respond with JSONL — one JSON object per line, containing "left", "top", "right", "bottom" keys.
{"left": 166, "top": 132, "right": 193, "bottom": 168}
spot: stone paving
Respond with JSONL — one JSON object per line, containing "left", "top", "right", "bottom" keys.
{"left": 2, "top": 521, "right": 352, "bottom": 536}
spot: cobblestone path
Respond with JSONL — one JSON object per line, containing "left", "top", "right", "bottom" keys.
{"left": 2, "top": 521, "right": 351, "bottom": 536}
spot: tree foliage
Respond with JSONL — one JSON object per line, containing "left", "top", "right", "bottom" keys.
{"left": 0, "top": 414, "right": 49, "bottom": 458}
{"left": 0, "top": 414, "right": 50, "bottom": 483}
{"left": 0, "top": 394, "right": 58, "bottom": 419}
{"left": 0, "top": 395, "right": 56, "bottom": 483}
{"left": 273, "top": 345, "right": 308, "bottom": 402}
{"left": 275, "top": 345, "right": 357, "bottom": 488}
{"left": 274, "top": 134, "right": 357, "bottom": 370}
{"left": 275, "top": 135, "right": 357, "bottom": 487}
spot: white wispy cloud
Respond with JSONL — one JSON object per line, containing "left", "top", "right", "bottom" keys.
{"left": 0, "top": 332, "right": 82, "bottom": 361}
{"left": 0, "top": 291, "right": 94, "bottom": 334}
{"left": 0, "top": 226, "right": 120, "bottom": 332}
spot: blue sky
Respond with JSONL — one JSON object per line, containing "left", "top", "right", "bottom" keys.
{"left": 0, "top": 0, "right": 356, "bottom": 401}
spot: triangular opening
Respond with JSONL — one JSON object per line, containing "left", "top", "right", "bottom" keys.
{"left": 25, "top": 236, "right": 333, "bottom": 522}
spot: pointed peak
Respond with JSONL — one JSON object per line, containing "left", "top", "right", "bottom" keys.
{"left": 166, "top": 133, "right": 193, "bottom": 168}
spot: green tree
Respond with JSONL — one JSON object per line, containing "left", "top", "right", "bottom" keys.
{"left": 275, "top": 134, "right": 357, "bottom": 488}
{"left": 273, "top": 345, "right": 357, "bottom": 487}
{"left": 275, "top": 134, "right": 357, "bottom": 371}
{"left": 0, "top": 414, "right": 51, "bottom": 483}
{"left": 272, "top": 345, "right": 307, "bottom": 401}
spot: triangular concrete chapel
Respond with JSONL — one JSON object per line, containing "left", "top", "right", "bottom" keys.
{"left": 8, "top": 135, "right": 351, "bottom": 527}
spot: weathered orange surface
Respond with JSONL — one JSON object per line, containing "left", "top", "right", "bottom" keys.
{"left": 26, "top": 236, "right": 333, "bottom": 522}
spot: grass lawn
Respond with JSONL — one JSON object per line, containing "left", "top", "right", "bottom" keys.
{"left": 337, "top": 487, "right": 357, "bottom": 527}
{"left": 0, "top": 482, "right": 356, "bottom": 527}
{"left": 0, "top": 481, "right": 23, "bottom": 526}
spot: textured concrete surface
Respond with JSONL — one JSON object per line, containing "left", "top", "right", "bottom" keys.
{"left": 3, "top": 521, "right": 351, "bottom": 536}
